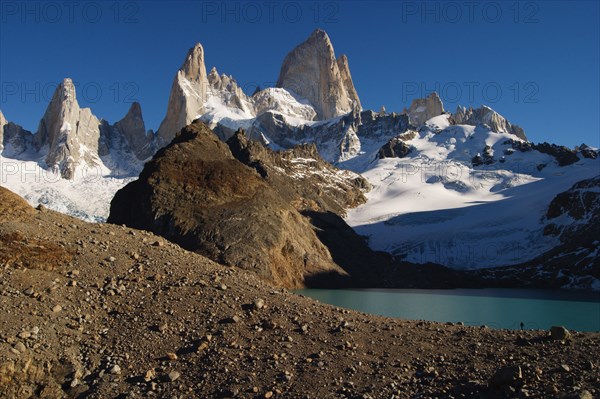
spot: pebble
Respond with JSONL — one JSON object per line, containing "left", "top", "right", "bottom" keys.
{"left": 17, "top": 331, "right": 31, "bottom": 339}
{"left": 144, "top": 368, "right": 156, "bottom": 382}
{"left": 167, "top": 352, "right": 178, "bottom": 360}
{"left": 253, "top": 299, "right": 265, "bottom": 310}
{"left": 14, "top": 342, "right": 26, "bottom": 353}
{"left": 109, "top": 365, "right": 121, "bottom": 375}
{"left": 550, "top": 326, "right": 570, "bottom": 341}
{"left": 106, "top": 256, "right": 116, "bottom": 263}
{"left": 52, "top": 304, "right": 63, "bottom": 313}
{"left": 167, "top": 371, "right": 180, "bottom": 382}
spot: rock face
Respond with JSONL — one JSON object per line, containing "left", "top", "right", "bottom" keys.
{"left": 276, "top": 29, "right": 361, "bottom": 120}
{"left": 0, "top": 111, "right": 33, "bottom": 156}
{"left": 402, "top": 92, "right": 445, "bottom": 126}
{"left": 32, "top": 78, "right": 103, "bottom": 179}
{"left": 453, "top": 105, "right": 527, "bottom": 140}
{"left": 377, "top": 132, "right": 416, "bottom": 159}
{"left": 2, "top": 122, "right": 33, "bottom": 156}
{"left": 21, "top": 78, "right": 152, "bottom": 179}
{"left": 156, "top": 43, "right": 209, "bottom": 143}
{"left": 504, "top": 139, "right": 580, "bottom": 167}
{"left": 108, "top": 121, "right": 352, "bottom": 288}
{"left": 0, "top": 111, "right": 6, "bottom": 151}
{"left": 206, "top": 67, "right": 252, "bottom": 115}
{"left": 252, "top": 88, "right": 317, "bottom": 122}
{"left": 246, "top": 109, "right": 412, "bottom": 163}
{"left": 226, "top": 129, "right": 369, "bottom": 216}
{"left": 113, "top": 102, "right": 154, "bottom": 160}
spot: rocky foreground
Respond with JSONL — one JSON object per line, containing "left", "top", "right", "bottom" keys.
{"left": 0, "top": 186, "right": 598, "bottom": 399}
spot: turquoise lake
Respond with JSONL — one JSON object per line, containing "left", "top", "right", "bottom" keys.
{"left": 295, "top": 288, "right": 600, "bottom": 332}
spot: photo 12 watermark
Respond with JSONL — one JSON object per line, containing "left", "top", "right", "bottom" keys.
{"left": 1, "top": 81, "right": 140, "bottom": 105}
{"left": 198, "top": 1, "right": 341, "bottom": 24}
{"left": 0, "top": 1, "right": 141, "bottom": 24}
{"left": 400, "top": 1, "right": 541, "bottom": 24}
{"left": 402, "top": 81, "right": 540, "bottom": 104}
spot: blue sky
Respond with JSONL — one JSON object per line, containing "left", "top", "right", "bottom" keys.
{"left": 1, "top": 0, "right": 598, "bottom": 147}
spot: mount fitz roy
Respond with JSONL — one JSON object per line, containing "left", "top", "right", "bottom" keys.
{"left": 1, "top": 29, "right": 598, "bottom": 290}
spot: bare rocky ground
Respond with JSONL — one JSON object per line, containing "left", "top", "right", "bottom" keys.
{"left": 0, "top": 186, "right": 598, "bottom": 399}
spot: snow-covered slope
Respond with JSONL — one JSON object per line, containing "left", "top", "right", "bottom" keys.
{"left": 345, "top": 114, "right": 599, "bottom": 269}
{"left": 0, "top": 152, "right": 139, "bottom": 222}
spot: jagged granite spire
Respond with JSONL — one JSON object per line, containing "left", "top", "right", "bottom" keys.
{"left": 0, "top": 110, "right": 6, "bottom": 151}
{"left": 114, "top": 102, "right": 154, "bottom": 160}
{"left": 156, "top": 43, "right": 209, "bottom": 143}
{"left": 33, "top": 78, "right": 102, "bottom": 179}
{"left": 277, "top": 29, "right": 361, "bottom": 120}
{"left": 453, "top": 105, "right": 527, "bottom": 140}
{"left": 402, "top": 92, "right": 445, "bottom": 127}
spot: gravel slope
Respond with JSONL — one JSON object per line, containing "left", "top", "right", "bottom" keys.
{"left": 0, "top": 187, "right": 598, "bottom": 399}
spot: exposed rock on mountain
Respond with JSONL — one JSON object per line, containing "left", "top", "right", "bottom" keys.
{"left": 226, "top": 128, "right": 369, "bottom": 216}
{"left": 252, "top": 88, "right": 317, "bottom": 122}
{"left": 32, "top": 78, "right": 103, "bottom": 179}
{"left": 578, "top": 144, "right": 598, "bottom": 159}
{"left": 206, "top": 67, "right": 252, "bottom": 115}
{"left": 453, "top": 105, "right": 527, "bottom": 140}
{"left": 336, "top": 54, "right": 361, "bottom": 111}
{"left": 108, "top": 121, "right": 350, "bottom": 288}
{"left": 377, "top": 132, "right": 417, "bottom": 159}
{"left": 1, "top": 123, "right": 33, "bottom": 157}
{"left": 504, "top": 139, "right": 581, "bottom": 167}
{"left": 246, "top": 110, "right": 412, "bottom": 164}
{"left": 402, "top": 92, "right": 445, "bottom": 126}
{"left": 157, "top": 43, "right": 209, "bottom": 143}
{"left": 0, "top": 112, "right": 33, "bottom": 156}
{"left": 0, "top": 111, "right": 6, "bottom": 151}
{"left": 113, "top": 102, "right": 154, "bottom": 160}
{"left": 276, "top": 29, "right": 361, "bottom": 120}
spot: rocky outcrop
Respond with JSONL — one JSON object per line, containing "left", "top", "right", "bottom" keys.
{"left": 226, "top": 129, "right": 369, "bottom": 216}
{"left": 336, "top": 54, "right": 361, "bottom": 112}
{"left": 206, "top": 67, "right": 253, "bottom": 117}
{"left": 0, "top": 112, "right": 33, "bottom": 156}
{"left": 1, "top": 122, "right": 33, "bottom": 157}
{"left": 377, "top": 133, "right": 416, "bottom": 159}
{"left": 113, "top": 102, "right": 154, "bottom": 160}
{"left": 252, "top": 88, "right": 317, "bottom": 121}
{"left": 276, "top": 29, "right": 361, "bottom": 120}
{"left": 156, "top": 43, "right": 209, "bottom": 143}
{"left": 402, "top": 92, "right": 445, "bottom": 127}
{"left": 578, "top": 144, "right": 598, "bottom": 159}
{"left": 504, "top": 139, "right": 580, "bottom": 167}
{"left": 32, "top": 78, "right": 103, "bottom": 179}
{"left": 108, "top": 121, "right": 351, "bottom": 288}
{"left": 453, "top": 105, "right": 527, "bottom": 140}
{"left": 0, "top": 111, "right": 6, "bottom": 151}
{"left": 246, "top": 110, "right": 412, "bottom": 164}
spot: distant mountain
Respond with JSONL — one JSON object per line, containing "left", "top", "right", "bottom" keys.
{"left": 1, "top": 29, "right": 598, "bottom": 290}
{"left": 1, "top": 78, "right": 153, "bottom": 179}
